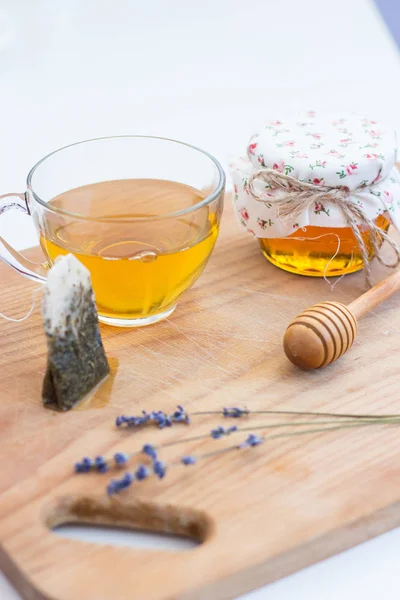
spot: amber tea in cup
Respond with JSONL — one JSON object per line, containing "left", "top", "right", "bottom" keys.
{"left": 41, "top": 179, "right": 220, "bottom": 324}
{"left": 0, "top": 136, "right": 225, "bottom": 326}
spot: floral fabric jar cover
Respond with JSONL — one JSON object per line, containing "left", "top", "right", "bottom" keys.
{"left": 230, "top": 111, "right": 400, "bottom": 238}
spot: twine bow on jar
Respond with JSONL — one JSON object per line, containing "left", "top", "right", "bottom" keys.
{"left": 247, "top": 168, "right": 400, "bottom": 287}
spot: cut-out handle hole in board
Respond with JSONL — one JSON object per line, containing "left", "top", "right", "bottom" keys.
{"left": 53, "top": 523, "right": 199, "bottom": 551}
{"left": 44, "top": 495, "right": 212, "bottom": 551}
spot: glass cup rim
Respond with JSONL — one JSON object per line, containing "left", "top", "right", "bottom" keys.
{"left": 26, "top": 135, "right": 226, "bottom": 222}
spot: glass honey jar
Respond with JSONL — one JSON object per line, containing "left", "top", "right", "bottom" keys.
{"left": 230, "top": 112, "right": 400, "bottom": 278}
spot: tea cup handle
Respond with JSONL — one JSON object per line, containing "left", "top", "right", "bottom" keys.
{"left": 0, "top": 192, "right": 47, "bottom": 283}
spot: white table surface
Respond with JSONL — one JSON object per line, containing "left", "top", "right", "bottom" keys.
{"left": 1, "top": 0, "right": 400, "bottom": 598}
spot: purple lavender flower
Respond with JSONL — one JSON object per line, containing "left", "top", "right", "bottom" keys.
{"left": 211, "top": 425, "right": 224, "bottom": 439}
{"left": 239, "top": 434, "right": 264, "bottom": 448}
{"left": 153, "top": 460, "right": 167, "bottom": 479}
{"left": 95, "top": 456, "right": 109, "bottom": 473}
{"left": 74, "top": 462, "right": 87, "bottom": 473}
{"left": 149, "top": 411, "right": 165, "bottom": 427}
{"left": 142, "top": 444, "right": 157, "bottom": 460}
{"left": 223, "top": 407, "right": 248, "bottom": 418}
{"left": 106, "top": 481, "right": 118, "bottom": 495}
{"left": 115, "top": 406, "right": 190, "bottom": 430}
{"left": 136, "top": 465, "right": 151, "bottom": 480}
{"left": 172, "top": 405, "right": 190, "bottom": 424}
{"left": 74, "top": 457, "right": 94, "bottom": 473}
{"left": 116, "top": 413, "right": 149, "bottom": 428}
{"left": 181, "top": 455, "right": 196, "bottom": 465}
{"left": 114, "top": 452, "right": 129, "bottom": 466}
{"left": 107, "top": 472, "right": 135, "bottom": 495}
{"left": 211, "top": 425, "right": 238, "bottom": 439}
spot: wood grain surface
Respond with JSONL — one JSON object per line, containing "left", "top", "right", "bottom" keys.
{"left": 1, "top": 198, "right": 400, "bottom": 600}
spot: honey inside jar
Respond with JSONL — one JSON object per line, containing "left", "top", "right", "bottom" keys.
{"left": 259, "top": 214, "right": 390, "bottom": 277}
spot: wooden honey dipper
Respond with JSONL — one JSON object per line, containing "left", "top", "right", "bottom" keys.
{"left": 283, "top": 269, "right": 400, "bottom": 370}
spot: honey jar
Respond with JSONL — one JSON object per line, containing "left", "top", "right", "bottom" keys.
{"left": 230, "top": 112, "right": 400, "bottom": 278}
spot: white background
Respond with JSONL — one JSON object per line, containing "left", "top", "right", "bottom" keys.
{"left": 1, "top": 0, "right": 400, "bottom": 598}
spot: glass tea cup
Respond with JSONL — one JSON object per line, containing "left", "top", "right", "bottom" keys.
{"left": 0, "top": 136, "right": 225, "bottom": 326}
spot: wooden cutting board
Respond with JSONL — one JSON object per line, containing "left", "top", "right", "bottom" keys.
{"left": 1, "top": 198, "right": 400, "bottom": 600}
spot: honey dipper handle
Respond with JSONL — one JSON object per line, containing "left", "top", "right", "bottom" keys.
{"left": 348, "top": 268, "right": 400, "bottom": 320}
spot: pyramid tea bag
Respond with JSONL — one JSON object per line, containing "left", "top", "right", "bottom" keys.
{"left": 42, "top": 254, "right": 110, "bottom": 411}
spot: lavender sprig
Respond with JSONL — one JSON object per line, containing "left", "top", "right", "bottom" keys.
{"left": 193, "top": 406, "right": 400, "bottom": 420}
{"left": 114, "top": 403, "right": 400, "bottom": 429}
{"left": 189, "top": 420, "right": 399, "bottom": 463}
{"left": 75, "top": 417, "right": 400, "bottom": 474}
{"left": 79, "top": 420, "right": 400, "bottom": 496}
{"left": 114, "top": 404, "right": 400, "bottom": 434}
